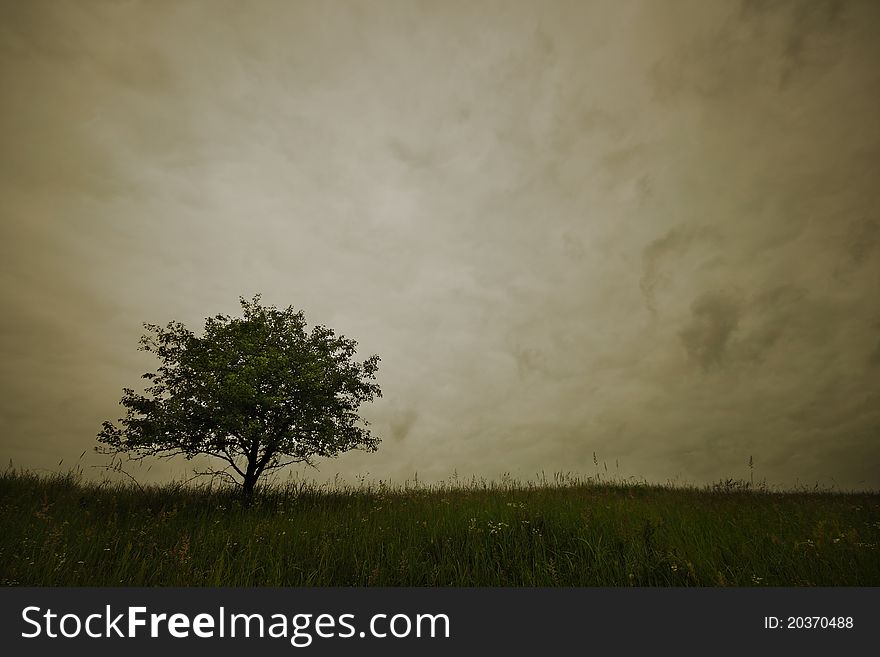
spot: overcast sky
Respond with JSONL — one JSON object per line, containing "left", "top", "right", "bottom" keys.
{"left": 2, "top": 0, "right": 878, "bottom": 489}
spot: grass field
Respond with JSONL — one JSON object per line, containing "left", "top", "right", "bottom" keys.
{"left": 1, "top": 469, "right": 878, "bottom": 586}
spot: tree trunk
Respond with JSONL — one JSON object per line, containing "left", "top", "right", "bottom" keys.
{"left": 242, "top": 463, "right": 258, "bottom": 500}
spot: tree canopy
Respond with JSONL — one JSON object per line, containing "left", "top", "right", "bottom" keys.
{"left": 98, "top": 295, "right": 382, "bottom": 495}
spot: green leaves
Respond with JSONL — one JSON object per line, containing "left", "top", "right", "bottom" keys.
{"left": 99, "top": 295, "right": 382, "bottom": 495}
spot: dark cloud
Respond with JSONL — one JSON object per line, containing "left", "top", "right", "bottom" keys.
{"left": 870, "top": 340, "right": 880, "bottom": 367}
{"left": 386, "top": 138, "right": 439, "bottom": 170}
{"left": 735, "top": 285, "right": 806, "bottom": 363}
{"left": 640, "top": 226, "right": 721, "bottom": 314}
{"left": 844, "top": 217, "right": 879, "bottom": 266}
{"left": 740, "top": 0, "right": 848, "bottom": 87}
{"left": 679, "top": 291, "right": 742, "bottom": 370}
{"left": 388, "top": 407, "right": 418, "bottom": 443}
{"left": 510, "top": 343, "right": 549, "bottom": 378}
{"left": 653, "top": 0, "right": 855, "bottom": 102}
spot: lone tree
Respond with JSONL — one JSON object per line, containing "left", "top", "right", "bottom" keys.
{"left": 98, "top": 295, "right": 382, "bottom": 496}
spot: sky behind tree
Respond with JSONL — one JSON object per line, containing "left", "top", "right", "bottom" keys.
{"left": 2, "top": 0, "right": 878, "bottom": 488}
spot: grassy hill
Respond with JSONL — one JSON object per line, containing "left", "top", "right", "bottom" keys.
{"left": 1, "top": 469, "right": 878, "bottom": 586}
